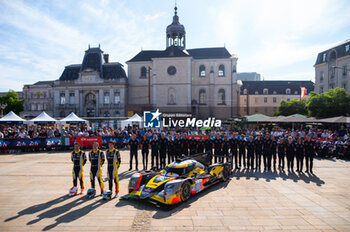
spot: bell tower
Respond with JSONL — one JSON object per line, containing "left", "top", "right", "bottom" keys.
{"left": 166, "top": 5, "right": 186, "bottom": 50}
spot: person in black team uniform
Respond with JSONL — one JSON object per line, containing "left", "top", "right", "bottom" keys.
{"left": 197, "top": 135, "right": 205, "bottom": 153}
{"left": 304, "top": 135, "right": 316, "bottom": 173}
{"left": 238, "top": 134, "right": 246, "bottom": 168}
{"left": 295, "top": 137, "right": 305, "bottom": 172}
{"left": 88, "top": 142, "right": 105, "bottom": 195}
{"left": 105, "top": 141, "right": 121, "bottom": 198}
{"left": 205, "top": 135, "right": 213, "bottom": 155}
{"left": 159, "top": 133, "right": 168, "bottom": 169}
{"left": 286, "top": 136, "right": 296, "bottom": 171}
{"left": 150, "top": 134, "right": 159, "bottom": 169}
{"left": 263, "top": 133, "right": 273, "bottom": 171}
{"left": 140, "top": 134, "right": 150, "bottom": 170}
{"left": 246, "top": 135, "right": 255, "bottom": 169}
{"left": 128, "top": 134, "right": 139, "bottom": 170}
{"left": 181, "top": 133, "right": 189, "bottom": 156}
{"left": 277, "top": 137, "right": 285, "bottom": 170}
{"left": 221, "top": 134, "right": 230, "bottom": 163}
{"left": 71, "top": 142, "right": 87, "bottom": 195}
{"left": 230, "top": 132, "right": 239, "bottom": 169}
{"left": 254, "top": 134, "right": 264, "bottom": 170}
{"left": 213, "top": 134, "right": 222, "bottom": 163}
{"left": 188, "top": 135, "right": 198, "bottom": 156}
{"left": 174, "top": 134, "right": 182, "bottom": 160}
{"left": 167, "top": 135, "right": 175, "bottom": 164}
{"left": 271, "top": 135, "right": 278, "bottom": 171}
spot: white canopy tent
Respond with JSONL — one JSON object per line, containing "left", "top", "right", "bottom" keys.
{"left": 0, "top": 111, "right": 26, "bottom": 124}
{"left": 121, "top": 113, "right": 143, "bottom": 129}
{"left": 59, "top": 112, "right": 88, "bottom": 124}
{"left": 27, "top": 112, "right": 57, "bottom": 124}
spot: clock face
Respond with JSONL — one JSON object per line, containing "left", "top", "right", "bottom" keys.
{"left": 167, "top": 66, "right": 176, "bottom": 76}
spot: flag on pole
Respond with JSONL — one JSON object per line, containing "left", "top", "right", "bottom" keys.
{"left": 300, "top": 87, "right": 306, "bottom": 99}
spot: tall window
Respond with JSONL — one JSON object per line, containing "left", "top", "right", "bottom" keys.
{"left": 343, "top": 65, "right": 347, "bottom": 76}
{"left": 218, "top": 65, "right": 225, "bottom": 77}
{"left": 104, "top": 111, "right": 110, "bottom": 117}
{"left": 346, "top": 45, "right": 350, "bottom": 53}
{"left": 273, "top": 97, "right": 277, "bottom": 103}
{"left": 168, "top": 88, "right": 176, "bottom": 105}
{"left": 320, "top": 86, "right": 324, "bottom": 93}
{"left": 104, "top": 92, "right": 110, "bottom": 104}
{"left": 322, "top": 53, "right": 326, "bottom": 62}
{"left": 199, "top": 65, "right": 206, "bottom": 77}
{"left": 114, "top": 90, "right": 120, "bottom": 104}
{"left": 69, "top": 92, "right": 75, "bottom": 104}
{"left": 286, "top": 88, "right": 291, "bottom": 94}
{"left": 199, "top": 89, "right": 206, "bottom": 104}
{"left": 330, "top": 68, "right": 335, "bottom": 79}
{"left": 264, "top": 97, "right": 267, "bottom": 103}
{"left": 60, "top": 92, "right": 65, "bottom": 105}
{"left": 320, "top": 71, "right": 324, "bottom": 81}
{"left": 218, "top": 89, "right": 226, "bottom": 105}
{"left": 140, "top": 66, "right": 147, "bottom": 78}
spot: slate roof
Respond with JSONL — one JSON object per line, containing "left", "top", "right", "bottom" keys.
{"left": 32, "top": 81, "right": 55, "bottom": 86}
{"left": 186, "top": 47, "right": 231, "bottom": 59}
{"left": 127, "top": 46, "right": 231, "bottom": 62}
{"left": 59, "top": 47, "right": 127, "bottom": 80}
{"left": 315, "top": 39, "right": 350, "bottom": 65}
{"left": 127, "top": 45, "right": 190, "bottom": 62}
{"left": 241, "top": 81, "right": 314, "bottom": 95}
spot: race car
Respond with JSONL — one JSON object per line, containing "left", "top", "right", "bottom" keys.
{"left": 122, "top": 153, "right": 230, "bottom": 205}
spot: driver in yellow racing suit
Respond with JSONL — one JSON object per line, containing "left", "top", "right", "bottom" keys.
{"left": 71, "top": 142, "right": 87, "bottom": 195}
{"left": 89, "top": 142, "right": 105, "bottom": 195}
{"left": 106, "top": 141, "right": 121, "bottom": 198}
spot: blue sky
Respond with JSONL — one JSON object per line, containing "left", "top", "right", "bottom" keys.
{"left": 0, "top": 0, "right": 350, "bottom": 92}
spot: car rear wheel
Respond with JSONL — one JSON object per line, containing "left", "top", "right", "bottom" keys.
{"left": 222, "top": 166, "right": 230, "bottom": 182}
{"left": 180, "top": 181, "right": 191, "bottom": 202}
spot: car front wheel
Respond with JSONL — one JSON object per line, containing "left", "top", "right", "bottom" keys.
{"left": 180, "top": 181, "right": 191, "bottom": 202}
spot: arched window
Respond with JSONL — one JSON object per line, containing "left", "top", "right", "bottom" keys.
{"left": 199, "top": 89, "right": 206, "bottom": 104}
{"left": 140, "top": 66, "right": 147, "bottom": 78}
{"left": 199, "top": 65, "right": 206, "bottom": 77}
{"left": 218, "top": 89, "right": 226, "bottom": 105}
{"left": 218, "top": 65, "right": 225, "bottom": 77}
{"left": 168, "top": 88, "right": 176, "bottom": 105}
{"left": 286, "top": 88, "right": 291, "bottom": 94}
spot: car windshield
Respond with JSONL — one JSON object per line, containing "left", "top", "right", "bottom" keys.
{"left": 164, "top": 165, "right": 195, "bottom": 176}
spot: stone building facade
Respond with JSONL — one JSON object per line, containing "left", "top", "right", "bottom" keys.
{"left": 127, "top": 6, "right": 241, "bottom": 119}
{"left": 314, "top": 39, "right": 350, "bottom": 93}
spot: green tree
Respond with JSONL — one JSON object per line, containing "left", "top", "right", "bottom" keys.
{"left": 273, "top": 99, "right": 308, "bottom": 116}
{"left": 0, "top": 90, "right": 24, "bottom": 115}
{"left": 307, "top": 88, "right": 350, "bottom": 118}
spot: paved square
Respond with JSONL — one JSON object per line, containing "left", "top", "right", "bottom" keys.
{"left": 0, "top": 151, "right": 350, "bottom": 231}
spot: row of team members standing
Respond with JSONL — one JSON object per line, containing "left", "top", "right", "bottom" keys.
{"left": 128, "top": 132, "right": 316, "bottom": 173}
{"left": 70, "top": 141, "right": 121, "bottom": 197}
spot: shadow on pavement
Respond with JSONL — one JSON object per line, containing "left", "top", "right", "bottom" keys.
{"left": 232, "top": 168, "right": 325, "bottom": 186}
{"left": 116, "top": 179, "right": 230, "bottom": 219}
{"left": 26, "top": 196, "right": 87, "bottom": 226}
{"left": 4, "top": 195, "right": 70, "bottom": 222}
{"left": 42, "top": 199, "right": 107, "bottom": 231}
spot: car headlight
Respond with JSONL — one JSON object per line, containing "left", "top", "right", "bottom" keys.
{"left": 129, "top": 173, "right": 142, "bottom": 191}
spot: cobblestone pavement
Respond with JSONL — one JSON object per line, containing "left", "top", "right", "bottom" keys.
{"left": 0, "top": 150, "right": 350, "bottom": 231}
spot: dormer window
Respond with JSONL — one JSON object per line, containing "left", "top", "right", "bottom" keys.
{"left": 345, "top": 45, "right": 349, "bottom": 53}
{"left": 255, "top": 91, "right": 259, "bottom": 95}
{"left": 322, "top": 53, "right": 326, "bottom": 62}
{"left": 273, "top": 91, "right": 277, "bottom": 94}
{"left": 263, "top": 88, "right": 268, "bottom": 95}
{"left": 243, "top": 89, "right": 248, "bottom": 94}
{"left": 294, "top": 91, "right": 298, "bottom": 94}
{"left": 286, "top": 88, "right": 291, "bottom": 94}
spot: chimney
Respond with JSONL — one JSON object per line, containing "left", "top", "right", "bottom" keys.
{"left": 104, "top": 54, "right": 109, "bottom": 63}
